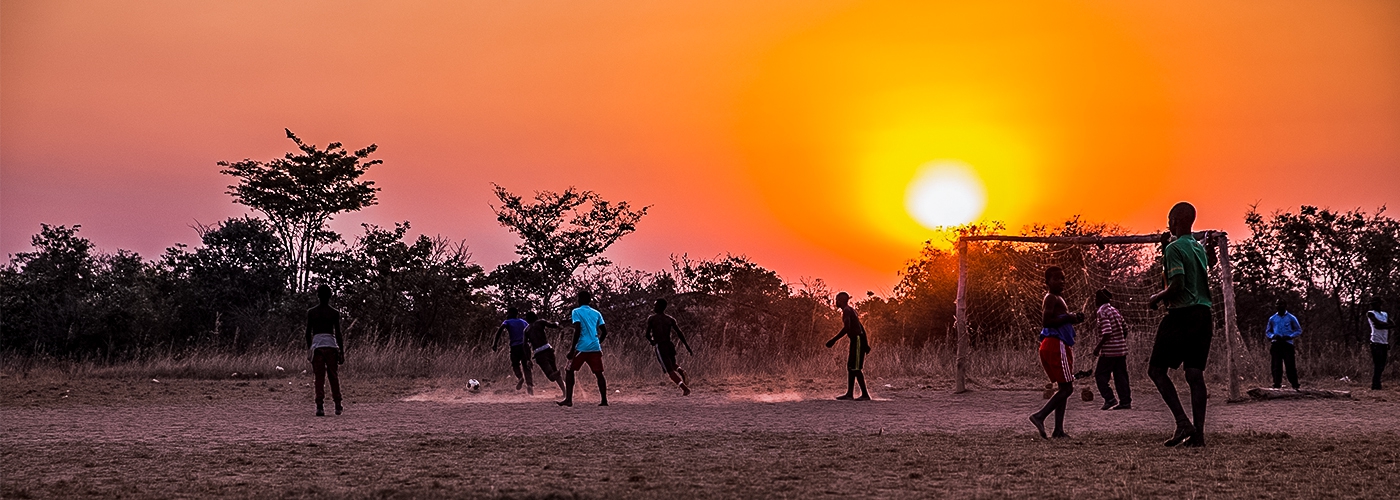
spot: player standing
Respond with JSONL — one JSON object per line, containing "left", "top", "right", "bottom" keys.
{"left": 1367, "top": 298, "right": 1394, "bottom": 390}
{"left": 306, "top": 284, "right": 345, "bottom": 417}
{"left": 1092, "top": 289, "right": 1131, "bottom": 410}
{"left": 1265, "top": 299, "right": 1302, "bottom": 390}
{"left": 1029, "top": 266, "right": 1084, "bottom": 438}
{"left": 825, "top": 292, "right": 871, "bottom": 401}
{"left": 1148, "top": 202, "right": 1217, "bottom": 448}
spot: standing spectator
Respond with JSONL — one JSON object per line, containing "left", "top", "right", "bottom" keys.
{"left": 1266, "top": 299, "right": 1302, "bottom": 390}
{"left": 1367, "top": 298, "right": 1395, "bottom": 390}
{"left": 306, "top": 284, "right": 345, "bottom": 417}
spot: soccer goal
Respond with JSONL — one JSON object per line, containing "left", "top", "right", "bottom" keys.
{"left": 951, "top": 231, "right": 1261, "bottom": 402}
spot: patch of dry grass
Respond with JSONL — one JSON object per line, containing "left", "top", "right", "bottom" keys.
{"left": 3, "top": 339, "right": 1387, "bottom": 392}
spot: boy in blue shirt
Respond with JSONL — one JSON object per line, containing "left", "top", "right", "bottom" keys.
{"left": 493, "top": 307, "right": 534, "bottom": 394}
{"left": 1029, "top": 266, "right": 1085, "bottom": 439}
{"left": 1265, "top": 299, "right": 1302, "bottom": 390}
{"left": 559, "top": 290, "right": 609, "bottom": 407}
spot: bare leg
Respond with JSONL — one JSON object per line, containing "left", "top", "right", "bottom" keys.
{"left": 1052, "top": 382, "right": 1071, "bottom": 437}
{"left": 1031, "top": 382, "right": 1072, "bottom": 438}
{"left": 1183, "top": 367, "right": 1208, "bottom": 446}
{"left": 668, "top": 370, "right": 690, "bottom": 395}
{"left": 837, "top": 372, "right": 855, "bottom": 400}
{"left": 1149, "top": 365, "right": 1194, "bottom": 446}
{"left": 596, "top": 372, "right": 608, "bottom": 406}
{"left": 558, "top": 369, "right": 575, "bottom": 406}
{"left": 854, "top": 371, "right": 870, "bottom": 400}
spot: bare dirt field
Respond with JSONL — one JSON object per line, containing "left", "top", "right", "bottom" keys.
{"left": 3, "top": 374, "right": 1399, "bottom": 499}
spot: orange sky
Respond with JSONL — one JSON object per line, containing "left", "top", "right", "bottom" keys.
{"left": 3, "top": 0, "right": 1398, "bottom": 293}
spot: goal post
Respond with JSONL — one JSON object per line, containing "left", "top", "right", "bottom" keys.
{"left": 953, "top": 230, "right": 1246, "bottom": 402}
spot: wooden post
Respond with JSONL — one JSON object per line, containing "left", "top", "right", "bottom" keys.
{"left": 955, "top": 240, "right": 969, "bottom": 393}
{"left": 1216, "top": 232, "right": 1243, "bottom": 402}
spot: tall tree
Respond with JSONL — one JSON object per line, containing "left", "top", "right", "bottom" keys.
{"left": 219, "top": 129, "right": 383, "bottom": 291}
{"left": 489, "top": 185, "right": 648, "bottom": 313}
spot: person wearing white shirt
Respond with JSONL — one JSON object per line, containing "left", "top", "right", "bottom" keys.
{"left": 1367, "top": 298, "right": 1395, "bottom": 390}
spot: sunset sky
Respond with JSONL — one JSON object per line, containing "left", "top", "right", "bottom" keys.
{"left": 3, "top": 0, "right": 1398, "bottom": 293}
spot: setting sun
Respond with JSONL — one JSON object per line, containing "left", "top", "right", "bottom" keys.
{"left": 904, "top": 160, "right": 985, "bottom": 229}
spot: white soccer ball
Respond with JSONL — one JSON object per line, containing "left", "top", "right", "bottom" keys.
{"left": 468, "top": 379, "right": 481, "bottom": 391}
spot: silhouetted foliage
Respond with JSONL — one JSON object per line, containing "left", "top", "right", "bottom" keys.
{"left": 160, "top": 217, "right": 294, "bottom": 351}
{"left": 219, "top": 129, "right": 383, "bottom": 292}
{"left": 314, "top": 222, "right": 494, "bottom": 347}
{"left": 1234, "top": 205, "right": 1399, "bottom": 346}
{"left": 489, "top": 184, "right": 649, "bottom": 313}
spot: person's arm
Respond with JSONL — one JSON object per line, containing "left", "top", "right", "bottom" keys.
{"left": 306, "top": 313, "right": 314, "bottom": 350}
{"left": 1369, "top": 311, "right": 1395, "bottom": 330}
{"left": 1150, "top": 274, "right": 1185, "bottom": 310}
{"left": 1043, "top": 296, "right": 1083, "bottom": 328}
{"left": 492, "top": 325, "right": 506, "bottom": 352}
{"left": 597, "top": 324, "right": 608, "bottom": 344}
{"left": 1265, "top": 317, "right": 1276, "bottom": 340}
{"left": 673, "top": 324, "right": 693, "bottom": 355}
{"left": 644, "top": 320, "right": 656, "bottom": 345}
{"left": 568, "top": 322, "right": 582, "bottom": 358}
{"left": 1290, "top": 317, "right": 1302, "bottom": 339}
{"left": 335, "top": 312, "right": 345, "bottom": 364}
{"left": 827, "top": 318, "right": 849, "bottom": 348}
{"left": 826, "top": 329, "right": 848, "bottom": 348}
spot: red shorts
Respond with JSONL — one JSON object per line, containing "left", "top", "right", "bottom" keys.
{"left": 1039, "top": 337, "right": 1075, "bottom": 383}
{"left": 568, "top": 351, "right": 604, "bottom": 373}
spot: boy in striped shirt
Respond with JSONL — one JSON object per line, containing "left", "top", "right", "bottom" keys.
{"left": 1091, "top": 289, "right": 1131, "bottom": 410}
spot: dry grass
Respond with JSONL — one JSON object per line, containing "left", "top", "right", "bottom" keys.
{"left": 3, "top": 339, "right": 1389, "bottom": 391}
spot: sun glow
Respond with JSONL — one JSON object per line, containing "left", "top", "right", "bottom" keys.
{"left": 905, "top": 160, "right": 986, "bottom": 229}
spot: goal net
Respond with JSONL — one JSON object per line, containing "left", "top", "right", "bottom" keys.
{"left": 952, "top": 231, "right": 1265, "bottom": 401}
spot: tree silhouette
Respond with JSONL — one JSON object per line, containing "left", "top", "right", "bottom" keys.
{"left": 219, "top": 129, "right": 383, "bottom": 292}
{"left": 489, "top": 184, "right": 648, "bottom": 313}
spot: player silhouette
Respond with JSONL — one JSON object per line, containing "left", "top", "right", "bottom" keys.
{"left": 306, "top": 284, "right": 344, "bottom": 417}
{"left": 826, "top": 292, "right": 871, "bottom": 401}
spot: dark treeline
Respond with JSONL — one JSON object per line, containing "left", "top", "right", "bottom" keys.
{"left": 3, "top": 133, "right": 1396, "bottom": 361}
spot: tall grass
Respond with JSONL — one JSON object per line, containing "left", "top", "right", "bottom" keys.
{"left": 2, "top": 337, "right": 1388, "bottom": 388}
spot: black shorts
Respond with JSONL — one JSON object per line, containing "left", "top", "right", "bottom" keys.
{"left": 1149, "top": 305, "right": 1213, "bottom": 370}
{"left": 655, "top": 343, "right": 679, "bottom": 372}
{"left": 848, "top": 340, "right": 866, "bottom": 371}
{"left": 510, "top": 344, "right": 532, "bottom": 366}
{"left": 533, "top": 348, "right": 560, "bottom": 382}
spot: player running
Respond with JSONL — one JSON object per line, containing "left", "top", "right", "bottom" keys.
{"left": 1148, "top": 201, "right": 1217, "bottom": 448}
{"left": 559, "top": 290, "right": 609, "bottom": 407}
{"left": 826, "top": 292, "right": 871, "bottom": 401}
{"left": 1029, "top": 266, "right": 1085, "bottom": 439}
{"left": 493, "top": 307, "right": 534, "bottom": 394}
{"left": 645, "top": 298, "right": 693, "bottom": 396}
{"left": 523, "top": 311, "right": 567, "bottom": 394}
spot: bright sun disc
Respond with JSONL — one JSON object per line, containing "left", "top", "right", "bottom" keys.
{"left": 905, "top": 160, "right": 987, "bottom": 229}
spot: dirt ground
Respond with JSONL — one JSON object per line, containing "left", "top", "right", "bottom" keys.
{"left": 3, "top": 374, "right": 1399, "bottom": 499}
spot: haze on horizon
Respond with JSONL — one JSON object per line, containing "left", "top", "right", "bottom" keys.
{"left": 3, "top": 0, "right": 1398, "bottom": 294}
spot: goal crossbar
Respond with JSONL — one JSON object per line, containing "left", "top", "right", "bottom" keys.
{"left": 952, "top": 230, "right": 1244, "bottom": 402}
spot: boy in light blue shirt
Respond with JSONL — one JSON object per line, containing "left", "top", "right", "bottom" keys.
{"left": 1266, "top": 299, "right": 1302, "bottom": 389}
{"left": 559, "top": 290, "right": 609, "bottom": 407}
